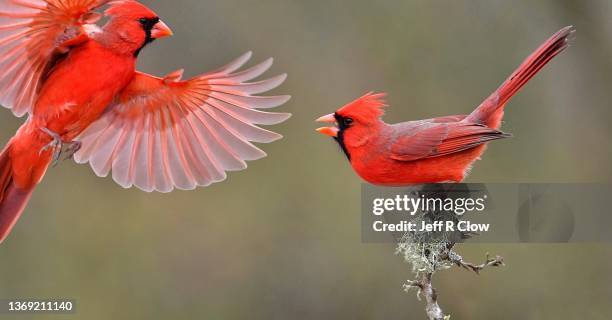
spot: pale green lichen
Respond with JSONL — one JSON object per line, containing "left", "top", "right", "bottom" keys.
{"left": 395, "top": 214, "right": 455, "bottom": 273}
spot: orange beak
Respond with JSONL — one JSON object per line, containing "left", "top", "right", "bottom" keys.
{"left": 151, "top": 20, "right": 173, "bottom": 39}
{"left": 316, "top": 113, "right": 339, "bottom": 137}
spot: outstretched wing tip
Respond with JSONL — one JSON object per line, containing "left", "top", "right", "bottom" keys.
{"left": 236, "top": 50, "right": 253, "bottom": 63}
{"left": 276, "top": 73, "right": 288, "bottom": 81}
{"left": 1, "top": 104, "right": 26, "bottom": 118}
{"left": 266, "top": 95, "right": 292, "bottom": 108}
{"left": 266, "top": 133, "right": 284, "bottom": 144}
{"left": 274, "top": 112, "right": 292, "bottom": 123}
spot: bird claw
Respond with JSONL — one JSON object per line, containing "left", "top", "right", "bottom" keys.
{"left": 39, "top": 128, "right": 62, "bottom": 166}
{"left": 62, "top": 141, "right": 82, "bottom": 161}
{"left": 39, "top": 128, "right": 81, "bottom": 167}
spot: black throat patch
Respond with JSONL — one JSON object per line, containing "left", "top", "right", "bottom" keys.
{"left": 334, "top": 113, "right": 351, "bottom": 161}
{"left": 134, "top": 17, "right": 160, "bottom": 57}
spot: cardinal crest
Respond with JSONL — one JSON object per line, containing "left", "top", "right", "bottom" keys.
{"left": 337, "top": 92, "right": 388, "bottom": 121}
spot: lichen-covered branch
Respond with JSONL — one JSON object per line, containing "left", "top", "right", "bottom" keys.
{"left": 394, "top": 185, "right": 505, "bottom": 319}
{"left": 402, "top": 247, "right": 504, "bottom": 319}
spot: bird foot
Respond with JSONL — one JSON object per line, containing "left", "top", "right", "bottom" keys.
{"left": 39, "top": 128, "right": 62, "bottom": 166}
{"left": 39, "top": 128, "right": 81, "bottom": 167}
{"left": 62, "top": 140, "right": 82, "bottom": 161}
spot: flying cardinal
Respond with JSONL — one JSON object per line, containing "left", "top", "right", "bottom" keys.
{"left": 316, "top": 26, "right": 573, "bottom": 185}
{"left": 0, "top": 0, "right": 291, "bottom": 243}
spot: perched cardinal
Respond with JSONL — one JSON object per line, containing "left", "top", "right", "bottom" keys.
{"left": 317, "top": 26, "right": 573, "bottom": 185}
{"left": 0, "top": 0, "right": 291, "bottom": 243}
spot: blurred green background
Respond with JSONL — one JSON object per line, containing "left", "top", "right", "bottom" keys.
{"left": 1, "top": 0, "right": 612, "bottom": 319}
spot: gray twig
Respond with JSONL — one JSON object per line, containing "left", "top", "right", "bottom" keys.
{"left": 405, "top": 273, "right": 447, "bottom": 320}
{"left": 446, "top": 251, "right": 505, "bottom": 274}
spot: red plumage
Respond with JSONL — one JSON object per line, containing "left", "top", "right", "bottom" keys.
{"left": 0, "top": 0, "right": 290, "bottom": 243}
{"left": 317, "top": 26, "right": 574, "bottom": 185}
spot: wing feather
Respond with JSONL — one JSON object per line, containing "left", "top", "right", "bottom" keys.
{"left": 74, "top": 53, "right": 291, "bottom": 192}
{"left": 133, "top": 114, "right": 152, "bottom": 191}
{"left": 390, "top": 123, "right": 511, "bottom": 161}
{"left": 202, "top": 51, "right": 253, "bottom": 76}
{"left": 220, "top": 58, "right": 273, "bottom": 83}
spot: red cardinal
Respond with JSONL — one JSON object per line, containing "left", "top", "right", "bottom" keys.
{"left": 0, "top": 0, "right": 290, "bottom": 243}
{"left": 316, "top": 26, "right": 573, "bottom": 185}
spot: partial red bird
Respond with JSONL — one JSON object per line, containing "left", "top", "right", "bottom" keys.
{"left": 317, "top": 26, "right": 573, "bottom": 185}
{"left": 0, "top": 0, "right": 291, "bottom": 243}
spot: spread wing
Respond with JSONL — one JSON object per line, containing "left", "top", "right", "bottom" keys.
{"left": 390, "top": 122, "right": 511, "bottom": 162}
{"left": 0, "top": 0, "right": 107, "bottom": 117}
{"left": 74, "top": 52, "right": 291, "bottom": 192}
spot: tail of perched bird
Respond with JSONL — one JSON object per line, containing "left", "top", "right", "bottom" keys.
{"left": 465, "top": 26, "right": 575, "bottom": 129}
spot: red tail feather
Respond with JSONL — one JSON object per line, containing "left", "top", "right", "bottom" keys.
{"left": 466, "top": 26, "right": 575, "bottom": 128}
{"left": 0, "top": 142, "right": 34, "bottom": 244}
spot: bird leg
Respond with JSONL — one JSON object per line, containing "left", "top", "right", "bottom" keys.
{"left": 39, "top": 128, "right": 81, "bottom": 166}
{"left": 39, "top": 128, "right": 63, "bottom": 166}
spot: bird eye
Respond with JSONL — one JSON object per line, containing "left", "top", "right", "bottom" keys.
{"left": 343, "top": 118, "right": 354, "bottom": 126}
{"left": 139, "top": 18, "right": 148, "bottom": 24}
